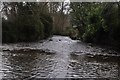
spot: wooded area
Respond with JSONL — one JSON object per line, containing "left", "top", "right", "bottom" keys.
{"left": 2, "top": 2, "right": 120, "bottom": 48}
{"left": 70, "top": 2, "right": 120, "bottom": 48}
{"left": 2, "top": 2, "right": 70, "bottom": 42}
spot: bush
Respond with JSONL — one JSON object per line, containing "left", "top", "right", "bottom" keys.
{"left": 2, "top": 14, "right": 53, "bottom": 43}
{"left": 40, "top": 14, "right": 53, "bottom": 38}
{"left": 16, "top": 15, "right": 44, "bottom": 42}
{"left": 82, "top": 14, "right": 107, "bottom": 43}
{"left": 2, "top": 20, "right": 18, "bottom": 43}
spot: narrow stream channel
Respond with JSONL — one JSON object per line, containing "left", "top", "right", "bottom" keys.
{"left": 1, "top": 36, "right": 120, "bottom": 79}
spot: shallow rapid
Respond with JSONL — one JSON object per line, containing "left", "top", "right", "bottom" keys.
{"left": 1, "top": 36, "right": 120, "bottom": 79}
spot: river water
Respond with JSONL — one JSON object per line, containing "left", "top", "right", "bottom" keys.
{"left": 1, "top": 36, "right": 120, "bottom": 79}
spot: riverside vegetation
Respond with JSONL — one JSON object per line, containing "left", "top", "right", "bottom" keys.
{"left": 2, "top": 2, "right": 120, "bottom": 48}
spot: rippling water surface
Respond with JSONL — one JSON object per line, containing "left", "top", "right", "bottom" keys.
{"left": 1, "top": 36, "right": 120, "bottom": 79}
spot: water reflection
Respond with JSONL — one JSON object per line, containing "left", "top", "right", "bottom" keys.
{"left": 1, "top": 36, "right": 120, "bottom": 79}
{"left": 67, "top": 53, "right": 119, "bottom": 78}
{"left": 2, "top": 51, "right": 56, "bottom": 79}
{"left": 0, "top": 52, "right": 3, "bottom": 79}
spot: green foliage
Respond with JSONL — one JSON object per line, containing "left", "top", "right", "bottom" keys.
{"left": 82, "top": 13, "right": 107, "bottom": 42}
{"left": 40, "top": 14, "right": 53, "bottom": 38}
{"left": 2, "top": 20, "right": 18, "bottom": 42}
{"left": 65, "top": 26, "right": 78, "bottom": 39}
{"left": 2, "top": 15, "right": 46, "bottom": 42}
{"left": 16, "top": 15, "right": 44, "bottom": 41}
{"left": 2, "top": 2, "right": 53, "bottom": 43}
{"left": 70, "top": 2, "right": 120, "bottom": 47}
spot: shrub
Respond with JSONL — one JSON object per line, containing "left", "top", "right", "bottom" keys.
{"left": 40, "top": 14, "right": 53, "bottom": 38}
{"left": 2, "top": 15, "right": 46, "bottom": 42}
{"left": 16, "top": 15, "right": 44, "bottom": 42}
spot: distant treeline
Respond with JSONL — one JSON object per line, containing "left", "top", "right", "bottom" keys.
{"left": 70, "top": 2, "right": 120, "bottom": 47}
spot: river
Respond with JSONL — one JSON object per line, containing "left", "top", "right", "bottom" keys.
{"left": 1, "top": 35, "right": 120, "bottom": 79}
